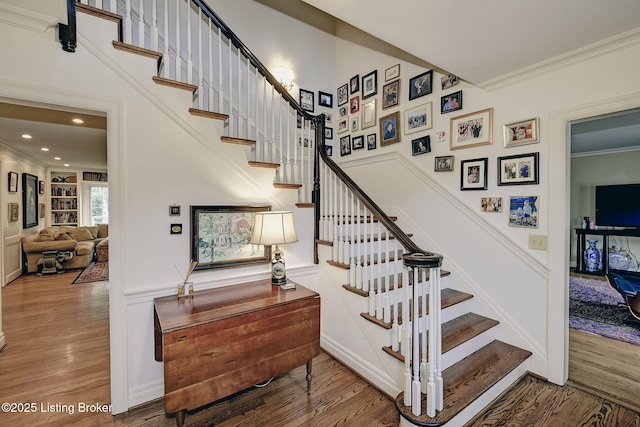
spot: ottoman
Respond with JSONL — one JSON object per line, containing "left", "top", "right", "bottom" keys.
{"left": 96, "top": 237, "right": 109, "bottom": 262}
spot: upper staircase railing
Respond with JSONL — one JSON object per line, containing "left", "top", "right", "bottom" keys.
{"left": 71, "top": 0, "right": 445, "bottom": 418}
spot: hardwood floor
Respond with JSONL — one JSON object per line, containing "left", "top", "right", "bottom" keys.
{"left": 1, "top": 272, "right": 638, "bottom": 426}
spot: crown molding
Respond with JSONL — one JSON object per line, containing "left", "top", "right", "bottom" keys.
{"left": 0, "top": 3, "right": 57, "bottom": 33}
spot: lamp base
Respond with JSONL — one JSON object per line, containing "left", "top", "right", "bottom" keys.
{"left": 271, "top": 276, "right": 287, "bottom": 286}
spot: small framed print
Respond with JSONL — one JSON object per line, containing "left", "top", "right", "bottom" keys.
{"left": 461, "top": 157, "right": 488, "bottom": 191}
{"left": 441, "top": 90, "right": 462, "bottom": 114}
{"left": 412, "top": 136, "right": 431, "bottom": 156}
{"left": 352, "top": 135, "right": 365, "bottom": 150}
{"left": 503, "top": 117, "right": 539, "bottom": 147}
{"left": 299, "top": 88, "right": 314, "bottom": 112}
{"left": 497, "top": 152, "right": 539, "bottom": 186}
{"left": 340, "top": 135, "right": 351, "bottom": 156}
{"left": 481, "top": 197, "right": 503, "bottom": 213}
{"left": 367, "top": 133, "right": 377, "bottom": 150}
{"left": 409, "top": 70, "right": 432, "bottom": 100}
{"left": 319, "top": 91, "right": 333, "bottom": 108}
{"left": 324, "top": 127, "right": 333, "bottom": 140}
{"left": 339, "top": 105, "right": 348, "bottom": 117}
{"left": 8, "top": 202, "right": 18, "bottom": 222}
{"left": 382, "top": 80, "right": 399, "bottom": 109}
{"left": 170, "top": 224, "right": 182, "bottom": 234}
{"left": 385, "top": 64, "right": 400, "bottom": 81}
{"left": 337, "top": 117, "right": 348, "bottom": 134}
{"left": 404, "top": 102, "right": 432, "bottom": 135}
{"left": 325, "top": 145, "right": 333, "bottom": 156}
{"left": 350, "top": 116, "right": 359, "bottom": 132}
{"left": 350, "top": 96, "right": 360, "bottom": 114}
{"left": 350, "top": 74, "right": 360, "bottom": 94}
{"left": 337, "top": 83, "right": 348, "bottom": 106}
{"left": 325, "top": 112, "right": 333, "bottom": 124}
{"left": 450, "top": 108, "right": 493, "bottom": 150}
{"left": 361, "top": 98, "right": 376, "bottom": 129}
{"left": 169, "top": 205, "right": 181, "bottom": 216}
{"left": 435, "top": 155, "right": 454, "bottom": 172}
{"left": 8, "top": 171, "right": 17, "bottom": 193}
{"left": 379, "top": 111, "right": 401, "bottom": 146}
{"left": 362, "top": 70, "right": 377, "bottom": 99}
{"left": 509, "top": 196, "right": 539, "bottom": 228}
{"left": 441, "top": 74, "right": 459, "bottom": 90}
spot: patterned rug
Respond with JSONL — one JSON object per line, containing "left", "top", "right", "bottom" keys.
{"left": 73, "top": 261, "right": 109, "bottom": 284}
{"left": 570, "top": 274, "right": 640, "bottom": 346}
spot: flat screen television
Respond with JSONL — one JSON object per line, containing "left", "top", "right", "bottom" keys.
{"left": 595, "top": 183, "right": 640, "bottom": 228}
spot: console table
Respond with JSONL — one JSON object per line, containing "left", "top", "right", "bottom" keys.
{"left": 154, "top": 279, "right": 320, "bottom": 426}
{"left": 575, "top": 228, "right": 640, "bottom": 275}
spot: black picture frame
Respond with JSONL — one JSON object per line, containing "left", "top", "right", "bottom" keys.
{"left": 362, "top": 70, "right": 377, "bottom": 99}
{"left": 350, "top": 74, "right": 360, "bottom": 94}
{"left": 190, "top": 205, "right": 271, "bottom": 271}
{"left": 352, "top": 135, "right": 365, "bottom": 150}
{"left": 441, "top": 90, "right": 463, "bottom": 114}
{"left": 22, "top": 173, "right": 38, "bottom": 228}
{"left": 460, "top": 158, "right": 488, "bottom": 191}
{"left": 382, "top": 80, "right": 399, "bottom": 109}
{"left": 411, "top": 135, "right": 431, "bottom": 156}
{"left": 340, "top": 135, "right": 351, "bottom": 156}
{"left": 367, "top": 133, "right": 377, "bottom": 150}
{"left": 409, "top": 70, "right": 433, "bottom": 100}
{"left": 8, "top": 171, "right": 18, "bottom": 192}
{"left": 497, "top": 152, "right": 540, "bottom": 186}
{"left": 319, "top": 91, "right": 333, "bottom": 108}
{"left": 324, "top": 127, "right": 333, "bottom": 140}
{"left": 337, "top": 83, "right": 348, "bottom": 106}
{"left": 299, "top": 88, "right": 314, "bottom": 112}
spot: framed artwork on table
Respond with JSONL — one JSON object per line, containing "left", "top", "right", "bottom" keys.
{"left": 441, "top": 90, "right": 463, "bottom": 114}
{"left": 460, "top": 158, "right": 488, "bottom": 191}
{"left": 318, "top": 91, "right": 333, "bottom": 108}
{"left": 190, "top": 205, "right": 271, "bottom": 271}
{"left": 22, "top": 173, "right": 38, "bottom": 228}
{"left": 350, "top": 74, "right": 360, "bottom": 94}
{"left": 379, "top": 111, "right": 401, "bottom": 146}
{"left": 382, "top": 80, "right": 399, "bottom": 109}
{"left": 299, "top": 88, "right": 314, "bottom": 112}
{"left": 508, "top": 195, "right": 539, "bottom": 228}
{"left": 361, "top": 98, "right": 377, "bottom": 129}
{"left": 409, "top": 70, "right": 433, "bottom": 100}
{"left": 497, "top": 152, "right": 540, "bottom": 186}
{"left": 362, "top": 70, "right": 377, "bottom": 99}
{"left": 450, "top": 108, "right": 493, "bottom": 150}
{"left": 337, "top": 83, "right": 348, "bottom": 106}
{"left": 435, "top": 155, "right": 454, "bottom": 172}
{"left": 411, "top": 136, "right": 431, "bottom": 156}
{"left": 340, "top": 135, "right": 351, "bottom": 156}
{"left": 385, "top": 64, "right": 400, "bottom": 81}
{"left": 503, "top": 117, "right": 539, "bottom": 147}
{"left": 404, "top": 102, "right": 432, "bottom": 135}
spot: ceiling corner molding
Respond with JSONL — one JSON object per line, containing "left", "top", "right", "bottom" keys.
{"left": 0, "top": 3, "right": 58, "bottom": 33}
{"left": 481, "top": 28, "right": 640, "bottom": 92}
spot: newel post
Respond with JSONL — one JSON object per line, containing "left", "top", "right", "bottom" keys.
{"left": 59, "top": 0, "right": 77, "bottom": 53}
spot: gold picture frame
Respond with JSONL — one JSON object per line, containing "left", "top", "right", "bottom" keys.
{"left": 450, "top": 108, "right": 493, "bottom": 150}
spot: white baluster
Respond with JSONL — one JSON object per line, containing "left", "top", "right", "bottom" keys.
{"left": 137, "top": 0, "right": 144, "bottom": 48}
{"left": 161, "top": 0, "right": 169, "bottom": 79}
{"left": 124, "top": 0, "right": 132, "bottom": 45}
{"left": 402, "top": 267, "right": 411, "bottom": 407}
{"left": 175, "top": 0, "right": 181, "bottom": 81}
{"left": 355, "top": 198, "right": 363, "bottom": 290}
{"left": 196, "top": 7, "right": 203, "bottom": 110}
{"left": 412, "top": 267, "right": 421, "bottom": 416}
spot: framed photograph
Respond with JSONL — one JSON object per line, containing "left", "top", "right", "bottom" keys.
{"left": 441, "top": 74, "right": 459, "bottom": 90}
{"left": 350, "top": 74, "right": 360, "bottom": 94}
{"left": 337, "top": 83, "right": 348, "bottom": 106}
{"left": 339, "top": 105, "right": 348, "bottom": 117}
{"left": 324, "top": 127, "right": 333, "bottom": 140}
{"left": 441, "top": 90, "right": 463, "bottom": 114}
{"left": 325, "top": 112, "right": 333, "bottom": 124}
{"left": 379, "top": 111, "right": 401, "bottom": 146}
{"left": 299, "top": 88, "right": 314, "bottom": 112}
{"left": 22, "top": 173, "right": 39, "bottom": 229}
{"left": 404, "top": 102, "right": 433, "bottom": 135}
{"left": 169, "top": 205, "right": 181, "bottom": 216}
{"left": 450, "top": 108, "right": 493, "bottom": 150}
{"left": 352, "top": 135, "right": 365, "bottom": 150}
{"left": 361, "top": 98, "right": 376, "bottom": 129}
{"left": 350, "top": 96, "right": 360, "bottom": 114}
{"left": 409, "top": 70, "right": 433, "bottom": 100}
{"left": 39, "top": 203, "right": 46, "bottom": 219}
{"left": 8, "top": 203, "right": 18, "bottom": 222}
{"left": 367, "top": 133, "right": 377, "bottom": 150}
{"left": 382, "top": 80, "right": 399, "bottom": 109}
{"left": 325, "top": 145, "right": 333, "bottom": 156}
{"left": 170, "top": 224, "right": 182, "bottom": 235}
{"left": 337, "top": 117, "right": 348, "bottom": 134}
{"left": 460, "top": 158, "right": 488, "bottom": 191}
{"left": 190, "top": 205, "right": 271, "bottom": 271}
{"left": 340, "top": 135, "right": 351, "bottom": 156}
{"left": 362, "top": 70, "right": 377, "bottom": 99}
{"left": 497, "top": 152, "right": 540, "bottom": 186}
{"left": 385, "top": 64, "right": 400, "bottom": 81}
{"left": 435, "top": 155, "right": 454, "bottom": 172}
{"left": 8, "top": 171, "right": 17, "bottom": 193}
{"left": 481, "top": 197, "right": 503, "bottom": 213}
{"left": 350, "top": 116, "right": 359, "bottom": 132}
{"left": 319, "top": 91, "right": 333, "bottom": 108}
{"left": 503, "top": 117, "right": 539, "bottom": 147}
{"left": 509, "top": 196, "right": 539, "bottom": 228}
{"left": 412, "top": 135, "right": 431, "bottom": 156}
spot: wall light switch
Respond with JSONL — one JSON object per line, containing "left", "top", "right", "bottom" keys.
{"left": 528, "top": 234, "right": 548, "bottom": 250}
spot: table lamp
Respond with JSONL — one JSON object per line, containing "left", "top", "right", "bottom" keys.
{"left": 250, "top": 211, "right": 299, "bottom": 288}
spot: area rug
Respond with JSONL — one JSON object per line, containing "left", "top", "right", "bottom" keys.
{"left": 73, "top": 261, "right": 109, "bottom": 284}
{"left": 569, "top": 274, "right": 640, "bottom": 346}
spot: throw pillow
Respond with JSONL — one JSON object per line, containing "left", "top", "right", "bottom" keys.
{"left": 69, "top": 227, "right": 95, "bottom": 242}
{"left": 37, "top": 229, "right": 55, "bottom": 242}
{"left": 56, "top": 232, "right": 73, "bottom": 241}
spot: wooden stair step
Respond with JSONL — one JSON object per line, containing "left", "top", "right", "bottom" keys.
{"left": 152, "top": 76, "right": 197, "bottom": 92}
{"left": 381, "top": 313, "right": 499, "bottom": 361}
{"left": 274, "top": 183, "right": 302, "bottom": 189}
{"left": 295, "top": 203, "right": 315, "bottom": 208}
{"left": 327, "top": 252, "right": 402, "bottom": 270}
{"left": 341, "top": 270, "right": 451, "bottom": 296}
{"left": 188, "top": 108, "right": 229, "bottom": 121}
{"left": 396, "top": 340, "right": 532, "bottom": 426}
{"left": 221, "top": 136, "right": 256, "bottom": 146}
{"left": 248, "top": 161, "right": 280, "bottom": 169}
{"left": 113, "top": 41, "right": 162, "bottom": 62}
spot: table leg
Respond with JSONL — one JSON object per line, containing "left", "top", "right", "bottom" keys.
{"left": 175, "top": 409, "right": 186, "bottom": 427}
{"left": 306, "top": 359, "right": 313, "bottom": 395}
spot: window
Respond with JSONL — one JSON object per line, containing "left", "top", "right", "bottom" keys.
{"left": 89, "top": 185, "right": 109, "bottom": 225}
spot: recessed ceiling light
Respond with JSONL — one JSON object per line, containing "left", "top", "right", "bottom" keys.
{"left": 41, "top": 147, "right": 49, "bottom": 151}
{"left": 22, "top": 134, "right": 32, "bottom": 139}
{"left": 54, "top": 157, "right": 61, "bottom": 160}
{"left": 63, "top": 163, "right": 70, "bottom": 167}
{"left": 72, "top": 118, "right": 84, "bottom": 124}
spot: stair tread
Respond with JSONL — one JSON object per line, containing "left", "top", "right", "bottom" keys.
{"left": 274, "top": 183, "right": 303, "bottom": 189}
{"left": 248, "top": 161, "right": 280, "bottom": 169}
{"left": 221, "top": 136, "right": 256, "bottom": 146}
{"left": 381, "top": 312, "right": 499, "bottom": 361}
{"left": 188, "top": 108, "right": 229, "bottom": 121}
{"left": 396, "top": 340, "right": 532, "bottom": 426}
{"left": 152, "top": 76, "right": 197, "bottom": 92}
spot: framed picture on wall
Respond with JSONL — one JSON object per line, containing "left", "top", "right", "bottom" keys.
{"left": 318, "top": 91, "right": 333, "bottom": 108}
{"left": 497, "top": 152, "right": 540, "bottom": 186}
{"left": 299, "top": 88, "right": 314, "bottom": 112}
{"left": 460, "top": 158, "right": 488, "bottom": 191}
{"left": 362, "top": 70, "right": 377, "bottom": 99}
{"left": 379, "top": 111, "right": 401, "bottom": 146}
{"left": 503, "top": 117, "right": 539, "bottom": 147}
{"left": 22, "top": 172, "right": 38, "bottom": 229}
{"left": 404, "top": 102, "right": 432, "bottom": 135}
{"left": 450, "top": 108, "right": 493, "bottom": 150}
{"left": 8, "top": 171, "right": 17, "bottom": 192}
{"left": 382, "top": 80, "right": 399, "bottom": 109}
{"left": 409, "top": 70, "right": 433, "bottom": 100}
{"left": 508, "top": 195, "right": 539, "bottom": 228}
{"left": 441, "top": 90, "right": 463, "bottom": 114}
{"left": 337, "top": 84, "right": 348, "bottom": 106}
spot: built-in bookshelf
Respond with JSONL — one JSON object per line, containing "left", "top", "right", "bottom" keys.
{"left": 50, "top": 171, "right": 78, "bottom": 226}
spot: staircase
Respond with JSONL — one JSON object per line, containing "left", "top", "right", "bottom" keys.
{"left": 68, "top": 1, "right": 532, "bottom": 425}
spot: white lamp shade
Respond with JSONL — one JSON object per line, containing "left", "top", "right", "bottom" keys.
{"left": 250, "top": 211, "right": 299, "bottom": 246}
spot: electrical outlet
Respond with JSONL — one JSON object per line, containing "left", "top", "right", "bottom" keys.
{"left": 528, "top": 234, "right": 548, "bottom": 250}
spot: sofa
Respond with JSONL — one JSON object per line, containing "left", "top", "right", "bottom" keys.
{"left": 21, "top": 224, "right": 108, "bottom": 273}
